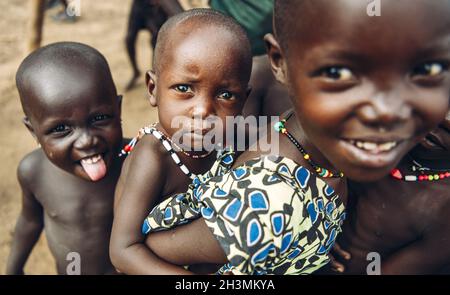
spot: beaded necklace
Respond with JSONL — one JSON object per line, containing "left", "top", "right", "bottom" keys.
{"left": 274, "top": 114, "right": 344, "bottom": 178}
{"left": 121, "top": 123, "right": 213, "bottom": 159}
{"left": 390, "top": 156, "right": 450, "bottom": 182}
{"left": 154, "top": 124, "right": 214, "bottom": 159}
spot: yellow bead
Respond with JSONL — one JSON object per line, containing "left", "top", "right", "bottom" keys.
{"left": 428, "top": 175, "right": 434, "bottom": 181}
{"left": 316, "top": 168, "right": 321, "bottom": 172}
{"left": 304, "top": 154, "right": 310, "bottom": 160}
{"left": 434, "top": 174, "right": 439, "bottom": 180}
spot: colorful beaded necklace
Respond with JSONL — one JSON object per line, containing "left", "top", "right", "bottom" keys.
{"left": 274, "top": 114, "right": 344, "bottom": 178}
{"left": 390, "top": 156, "right": 450, "bottom": 182}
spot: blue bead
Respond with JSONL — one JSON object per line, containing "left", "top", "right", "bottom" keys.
{"left": 274, "top": 121, "right": 284, "bottom": 132}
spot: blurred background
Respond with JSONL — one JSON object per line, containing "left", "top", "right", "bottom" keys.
{"left": 0, "top": 0, "right": 207, "bottom": 274}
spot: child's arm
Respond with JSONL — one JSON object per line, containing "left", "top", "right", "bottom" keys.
{"left": 380, "top": 203, "right": 450, "bottom": 274}
{"left": 146, "top": 217, "right": 228, "bottom": 266}
{"left": 109, "top": 136, "right": 192, "bottom": 275}
{"left": 6, "top": 159, "right": 44, "bottom": 275}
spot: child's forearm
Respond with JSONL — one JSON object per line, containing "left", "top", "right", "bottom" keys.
{"left": 110, "top": 242, "right": 193, "bottom": 275}
{"left": 6, "top": 214, "right": 43, "bottom": 274}
{"left": 145, "top": 218, "right": 228, "bottom": 266}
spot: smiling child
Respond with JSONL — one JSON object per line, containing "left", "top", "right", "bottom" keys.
{"left": 6, "top": 42, "right": 125, "bottom": 274}
{"left": 330, "top": 112, "right": 450, "bottom": 274}
{"left": 142, "top": 0, "right": 450, "bottom": 275}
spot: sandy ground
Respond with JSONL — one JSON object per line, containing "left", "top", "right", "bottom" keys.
{"left": 0, "top": 0, "right": 206, "bottom": 275}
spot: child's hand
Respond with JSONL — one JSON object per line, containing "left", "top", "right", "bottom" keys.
{"left": 329, "top": 243, "right": 351, "bottom": 273}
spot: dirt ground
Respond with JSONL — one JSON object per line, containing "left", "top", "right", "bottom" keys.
{"left": 0, "top": 0, "right": 207, "bottom": 275}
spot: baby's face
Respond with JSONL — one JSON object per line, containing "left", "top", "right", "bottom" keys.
{"left": 150, "top": 25, "right": 250, "bottom": 151}
{"left": 275, "top": 0, "right": 450, "bottom": 181}
{"left": 26, "top": 70, "right": 122, "bottom": 182}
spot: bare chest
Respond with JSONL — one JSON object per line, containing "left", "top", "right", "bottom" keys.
{"left": 34, "top": 173, "right": 114, "bottom": 227}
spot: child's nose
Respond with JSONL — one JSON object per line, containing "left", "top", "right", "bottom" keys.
{"left": 73, "top": 129, "right": 99, "bottom": 150}
{"left": 356, "top": 91, "right": 412, "bottom": 129}
{"left": 191, "top": 96, "right": 215, "bottom": 119}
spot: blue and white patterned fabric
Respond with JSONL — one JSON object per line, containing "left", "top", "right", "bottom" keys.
{"left": 143, "top": 149, "right": 346, "bottom": 275}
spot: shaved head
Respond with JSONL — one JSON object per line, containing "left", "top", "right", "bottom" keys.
{"left": 16, "top": 42, "right": 117, "bottom": 118}
{"left": 274, "top": 0, "right": 450, "bottom": 53}
{"left": 153, "top": 8, "right": 251, "bottom": 75}
{"left": 274, "top": 0, "right": 338, "bottom": 53}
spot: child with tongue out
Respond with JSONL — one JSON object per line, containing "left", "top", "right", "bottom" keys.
{"left": 6, "top": 42, "right": 126, "bottom": 275}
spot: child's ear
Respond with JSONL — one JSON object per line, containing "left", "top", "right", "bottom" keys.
{"left": 146, "top": 70, "right": 157, "bottom": 107}
{"left": 22, "top": 117, "right": 37, "bottom": 140}
{"left": 264, "top": 33, "right": 288, "bottom": 85}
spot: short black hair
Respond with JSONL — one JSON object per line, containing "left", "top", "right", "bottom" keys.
{"left": 153, "top": 8, "right": 252, "bottom": 74}
{"left": 274, "top": 0, "right": 308, "bottom": 52}
{"left": 16, "top": 41, "right": 116, "bottom": 116}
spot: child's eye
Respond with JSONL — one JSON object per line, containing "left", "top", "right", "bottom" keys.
{"left": 218, "top": 91, "right": 235, "bottom": 100}
{"left": 92, "top": 114, "right": 110, "bottom": 123}
{"left": 51, "top": 124, "right": 69, "bottom": 134}
{"left": 318, "top": 66, "right": 355, "bottom": 81}
{"left": 412, "top": 62, "right": 447, "bottom": 77}
{"left": 174, "top": 85, "right": 191, "bottom": 93}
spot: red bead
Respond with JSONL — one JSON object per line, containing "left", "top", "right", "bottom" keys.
{"left": 124, "top": 145, "right": 131, "bottom": 152}
{"left": 391, "top": 169, "right": 402, "bottom": 179}
{"left": 445, "top": 172, "right": 450, "bottom": 177}
{"left": 440, "top": 174, "right": 445, "bottom": 179}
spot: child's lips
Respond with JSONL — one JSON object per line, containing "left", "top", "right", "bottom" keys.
{"left": 80, "top": 154, "right": 102, "bottom": 164}
{"left": 180, "top": 129, "right": 211, "bottom": 141}
{"left": 339, "top": 137, "right": 407, "bottom": 169}
{"left": 346, "top": 139, "right": 399, "bottom": 153}
{"left": 182, "top": 128, "right": 210, "bottom": 135}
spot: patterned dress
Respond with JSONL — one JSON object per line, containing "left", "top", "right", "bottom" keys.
{"left": 142, "top": 148, "right": 346, "bottom": 275}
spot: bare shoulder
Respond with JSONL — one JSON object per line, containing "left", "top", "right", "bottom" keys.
{"left": 124, "top": 133, "right": 168, "bottom": 168}
{"left": 17, "top": 148, "right": 47, "bottom": 186}
{"left": 118, "top": 132, "right": 169, "bottom": 190}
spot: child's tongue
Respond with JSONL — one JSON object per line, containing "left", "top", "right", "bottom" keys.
{"left": 80, "top": 155, "right": 107, "bottom": 181}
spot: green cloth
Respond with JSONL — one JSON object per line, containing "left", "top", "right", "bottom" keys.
{"left": 210, "top": 0, "right": 274, "bottom": 56}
